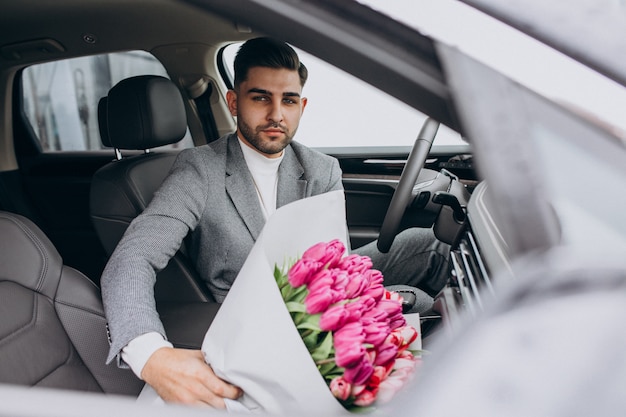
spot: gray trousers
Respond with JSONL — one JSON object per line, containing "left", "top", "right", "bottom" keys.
{"left": 354, "top": 227, "right": 450, "bottom": 312}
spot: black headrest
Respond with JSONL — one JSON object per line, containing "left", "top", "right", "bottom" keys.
{"left": 105, "top": 75, "right": 187, "bottom": 150}
{"left": 97, "top": 97, "right": 111, "bottom": 148}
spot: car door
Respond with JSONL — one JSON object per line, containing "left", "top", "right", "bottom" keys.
{"left": 334, "top": 143, "right": 476, "bottom": 249}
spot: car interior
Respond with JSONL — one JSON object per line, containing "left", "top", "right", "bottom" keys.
{"left": 0, "top": 0, "right": 484, "bottom": 395}
{"left": 6, "top": 0, "right": 625, "bottom": 411}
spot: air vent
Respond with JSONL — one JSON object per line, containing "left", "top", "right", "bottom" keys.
{"left": 450, "top": 230, "right": 494, "bottom": 316}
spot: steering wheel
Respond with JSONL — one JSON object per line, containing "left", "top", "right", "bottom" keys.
{"left": 377, "top": 118, "right": 440, "bottom": 253}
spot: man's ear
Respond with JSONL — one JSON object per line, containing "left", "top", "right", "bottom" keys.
{"left": 226, "top": 89, "right": 237, "bottom": 116}
{"left": 301, "top": 97, "right": 308, "bottom": 113}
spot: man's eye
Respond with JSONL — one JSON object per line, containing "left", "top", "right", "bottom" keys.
{"left": 283, "top": 98, "right": 297, "bottom": 105}
{"left": 253, "top": 96, "right": 269, "bottom": 102}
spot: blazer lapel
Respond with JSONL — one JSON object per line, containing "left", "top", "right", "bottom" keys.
{"left": 225, "top": 136, "right": 266, "bottom": 240}
{"left": 277, "top": 145, "right": 307, "bottom": 208}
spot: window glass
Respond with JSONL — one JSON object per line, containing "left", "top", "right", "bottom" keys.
{"left": 22, "top": 51, "right": 193, "bottom": 152}
{"left": 359, "top": 0, "right": 626, "bottom": 142}
{"left": 221, "top": 43, "right": 465, "bottom": 150}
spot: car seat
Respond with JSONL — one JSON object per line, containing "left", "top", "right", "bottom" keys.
{"left": 0, "top": 211, "right": 143, "bottom": 395}
{"left": 90, "top": 75, "right": 213, "bottom": 303}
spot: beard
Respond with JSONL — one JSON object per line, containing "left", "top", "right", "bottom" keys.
{"left": 238, "top": 118, "right": 296, "bottom": 156}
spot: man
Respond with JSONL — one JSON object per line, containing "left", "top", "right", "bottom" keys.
{"left": 102, "top": 37, "right": 449, "bottom": 408}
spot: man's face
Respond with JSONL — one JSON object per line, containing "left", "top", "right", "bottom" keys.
{"left": 227, "top": 66, "right": 307, "bottom": 158}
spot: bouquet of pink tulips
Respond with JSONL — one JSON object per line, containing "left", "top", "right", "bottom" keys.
{"left": 275, "top": 239, "right": 420, "bottom": 411}
{"left": 199, "top": 191, "right": 420, "bottom": 414}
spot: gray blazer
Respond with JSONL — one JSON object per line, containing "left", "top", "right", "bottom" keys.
{"left": 101, "top": 133, "right": 343, "bottom": 363}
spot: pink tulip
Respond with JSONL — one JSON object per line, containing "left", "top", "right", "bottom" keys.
{"left": 374, "top": 342, "right": 398, "bottom": 366}
{"left": 389, "top": 314, "right": 407, "bottom": 330}
{"left": 351, "top": 384, "right": 366, "bottom": 397}
{"left": 367, "top": 365, "right": 391, "bottom": 390}
{"left": 362, "top": 283, "right": 385, "bottom": 302}
{"left": 377, "top": 299, "right": 402, "bottom": 317}
{"left": 366, "top": 347, "right": 377, "bottom": 364}
{"left": 344, "top": 273, "right": 369, "bottom": 298}
{"left": 334, "top": 321, "right": 364, "bottom": 341}
{"left": 386, "top": 331, "right": 402, "bottom": 347}
{"left": 365, "top": 269, "right": 384, "bottom": 285}
{"left": 401, "top": 325, "right": 419, "bottom": 346}
{"left": 341, "top": 297, "right": 375, "bottom": 326}
{"left": 334, "top": 322, "right": 365, "bottom": 368}
{"left": 363, "top": 321, "right": 390, "bottom": 347}
{"left": 343, "top": 355, "right": 374, "bottom": 385}
{"left": 330, "top": 269, "right": 349, "bottom": 291}
{"left": 354, "top": 295, "right": 378, "bottom": 317}
{"left": 396, "top": 349, "right": 415, "bottom": 361}
{"left": 361, "top": 307, "right": 388, "bottom": 325}
{"left": 393, "top": 358, "right": 417, "bottom": 373}
{"left": 388, "top": 364, "right": 418, "bottom": 392}
{"left": 329, "top": 376, "right": 352, "bottom": 401}
{"left": 302, "top": 239, "right": 345, "bottom": 267}
{"left": 376, "top": 375, "right": 405, "bottom": 404}
{"left": 353, "top": 387, "right": 377, "bottom": 407}
{"left": 319, "top": 304, "right": 350, "bottom": 331}
{"left": 335, "top": 342, "right": 366, "bottom": 369}
{"left": 288, "top": 258, "right": 323, "bottom": 287}
{"left": 390, "top": 325, "right": 418, "bottom": 350}
{"left": 304, "top": 288, "right": 334, "bottom": 314}
{"left": 345, "top": 300, "right": 368, "bottom": 322}
{"left": 331, "top": 288, "right": 348, "bottom": 305}
{"left": 336, "top": 254, "right": 373, "bottom": 275}
{"left": 307, "top": 269, "right": 334, "bottom": 293}
{"left": 378, "top": 299, "right": 405, "bottom": 329}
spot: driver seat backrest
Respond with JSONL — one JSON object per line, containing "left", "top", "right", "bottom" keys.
{"left": 90, "top": 75, "right": 214, "bottom": 303}
{"left": 0, "top": 211, "right": 143, "bottom": 395}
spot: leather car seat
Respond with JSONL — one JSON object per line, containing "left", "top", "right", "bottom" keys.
{"left": 0, "top": 211, "right": 143, "bottom": 395}
{"left": 90, "top": 75, "right": 214, "bottom": 303}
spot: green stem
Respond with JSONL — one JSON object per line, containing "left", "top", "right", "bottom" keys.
{"left": 316, "top": 356, "right": 336, "bottom": 365}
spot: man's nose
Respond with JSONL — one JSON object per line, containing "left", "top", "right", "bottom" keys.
{"left": 268, "top": 101, "right": 284, "bottom": 123}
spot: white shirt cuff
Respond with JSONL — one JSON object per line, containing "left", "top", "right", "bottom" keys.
{"left": 121, "top": 332, "right": 173, "bottom": 379}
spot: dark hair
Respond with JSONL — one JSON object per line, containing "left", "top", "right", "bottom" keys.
{"left": 233, "top": 37, "right": 308, "bottom": 88}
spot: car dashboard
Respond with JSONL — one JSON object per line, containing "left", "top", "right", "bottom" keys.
{"left": 424, "top": 181, "right": 511, "bottom": 342}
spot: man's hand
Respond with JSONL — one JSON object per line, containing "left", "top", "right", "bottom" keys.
{"left": 141, "top": 347, "right": 242, "bottom": 408}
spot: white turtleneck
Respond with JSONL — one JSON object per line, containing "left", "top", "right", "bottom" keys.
{"left": 237, "top": 137, "right": 284, "bottom": 220}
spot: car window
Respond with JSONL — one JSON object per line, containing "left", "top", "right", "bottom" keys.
{"left": 361, "top": 0, "right": 626, "bottom": 143}
{"left": 220, "top": 43, "right": 466, "bottom": 150}
{"left": 21, "top": 51, "right": 194, "bottom": 152}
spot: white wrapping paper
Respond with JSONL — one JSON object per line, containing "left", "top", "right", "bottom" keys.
{"left": 202, "top": 190, "right": 350, "bottom": 415}
{"left": 139, "top": 189, "right": 422, "bottom": 412}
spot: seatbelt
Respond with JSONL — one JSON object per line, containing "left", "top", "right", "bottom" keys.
{"left": 193, "top": 82, "right": 220, "bottom": 143}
